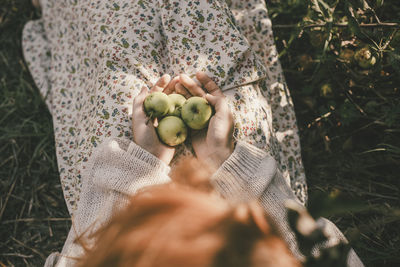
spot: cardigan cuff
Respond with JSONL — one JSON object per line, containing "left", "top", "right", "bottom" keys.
{"left": 88, "top": 138, "right": 171, "bottom": 196}
{"left": 126, "top": 141, "right": 171, "bottom": 174}
{"left": 211, "top": 141, "right": 277, "bottom": 202}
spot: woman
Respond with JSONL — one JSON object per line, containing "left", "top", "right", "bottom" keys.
{"left": 43, "top": 75, "right": 363, "bottom": 266}
{"left": 77, "top": 174, "right": 303, "bottom": 267}
{"left": 23, "top": 0, "right": 307, "bottom": 218}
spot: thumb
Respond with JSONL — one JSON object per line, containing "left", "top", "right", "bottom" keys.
{"left": 205, "top": 93, "right": 219, "bottom": 106}
{"left": 205, "top": 93, "right": 228, "bottom": 115}
{"left": 138, "top": 86, "right": 149, "bottom": 100}
{"left": 134, "top": 86, "right": 148, "bottom": 104}
{"left": 133, "top": 86, "right": 149, "bottom": 114}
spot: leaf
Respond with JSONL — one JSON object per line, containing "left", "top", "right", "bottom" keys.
{"left": 310, "top": 0, "right": 326, "bottom": 20}
{"left": 308, "top": 190, "right": 367, "bottom": 219}
{"left": 338, "top": 99, "right": 361, "bottom": 126}
{"left": 388, "top": 50, "right": 400, "bottom": 74}
{"left": 383, "top": 104, "right": 400, "bottom": 127}
{"left": 278, "top": 22, "right": 303, "bottom": 58}
{"left": 309, "top": 0, "right": 338, "bottom": 22}
{"left": 348, "top": 0, "right": 371, "bottom": 10}
{"left": 345, "top": 4, "right": 363, "bottom": 38}
{"left": 302, "top": 86, "right": 314, "bottom": 96}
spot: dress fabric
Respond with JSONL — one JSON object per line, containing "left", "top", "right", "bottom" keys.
{"left": 22, "top": 0, "right": 307, "bottom": 214}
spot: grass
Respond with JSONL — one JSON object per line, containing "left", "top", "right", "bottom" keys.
{"left": 0, "top": 1, "right": 70, "bottom": 266}
{"left": 0, "top": 0, "right": 399, "bottom": 266}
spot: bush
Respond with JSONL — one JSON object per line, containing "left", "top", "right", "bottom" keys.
{"left": 268, "top": 0, "right": 400, "bottom": 265}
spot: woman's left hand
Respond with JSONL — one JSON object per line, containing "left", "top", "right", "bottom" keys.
{"left": 177, "top": 72, "right": 234, "bottom": 170}
{"left": 132, "top": 74, "right": 178, "bottom": 165}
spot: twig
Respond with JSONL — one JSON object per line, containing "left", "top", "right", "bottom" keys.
{"left": 1, "top": 253, "right": 34, "bottom": 259}
{"left": 307, "top": 111, "right": 332, "bottom": 128}
{"left": 334, "top": 185, "right": 398, "bottom": 200}
{"left": 336, "top": 78, "right": 367, "bottom": 116}
{"left": 344, "top": 90, "right": 367, "bottom": 116}
{"left": 2, "top": 217, "right": 71, "bottom": 224}
{"left": 382, "top": 29, "right": 399, "bottom": 50}
{"left": 0, "top": 171, "right": 17, "bottom": 221}
{"left": 0, "top": 140, "right": 20, "bottom": 221}
{"left": 330, "top": 120, "right": 385, "bottom": 141}
{"left": 272, "top": 22, "right": 400, "bottom": 29}
{"left": 10, "top": 237, "right": 46, "bottom": 260}
{"left": 0, "top": 155, "right": 14, "bottom": 168}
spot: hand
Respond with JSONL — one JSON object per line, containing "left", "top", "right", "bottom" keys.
{"left": 177, "top": 72, "right": 234, "bottom": 170}
{"left": 132, "top": 74, "right": 178, "bottom": 165}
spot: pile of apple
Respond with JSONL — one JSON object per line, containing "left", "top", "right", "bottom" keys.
{"left": 143, "top": 92, "right": 212, "bottom": 146}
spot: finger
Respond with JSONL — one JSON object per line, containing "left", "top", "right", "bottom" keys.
{"left": 196, "top": 71, "right": 223, "bottom": 97}
{"left": 133, "top": 86, "right": 148, "bottom": 107}
{"left": 175, "top": 83, "right": 192, "bottom": 99}
{"left": 163, "top": 76, "right": 180, "bottom": 94}
{"left": 179, "top": 74, "right": 205, "bottom": 97}
{"left": 150, "top": 74, "right": 171, "bottom": 93}
{"left": 133, "top": 86, "right": 149, "bottom": 115}
{"left": 205, "top": 93, "right": 230, "bottom": 116}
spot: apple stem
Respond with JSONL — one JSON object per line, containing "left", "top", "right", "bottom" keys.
{"left": 145, "top": 112, "right": 153, "bottom": 125}
{"left": 145, "top": 117, "right": 151, "bottom": 125}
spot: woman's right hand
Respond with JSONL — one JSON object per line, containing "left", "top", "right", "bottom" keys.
{"left": 132, "top": 75, "right": 178, "bottom": 165}
{"left": 175, "top": 72, "right": 235, "bottom": 170}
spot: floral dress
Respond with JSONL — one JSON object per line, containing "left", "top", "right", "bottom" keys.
{"left": 22, "top": 0, "right": 307, "bottom": 214}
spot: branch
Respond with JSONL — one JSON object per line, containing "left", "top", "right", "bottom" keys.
{"left": 272, "top": 22, "right": 400, "bottom": 29}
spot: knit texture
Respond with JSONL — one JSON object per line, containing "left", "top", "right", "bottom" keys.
{"left": 211, "top": 141, "right": 364, "bottom": 267}
{"left": 45, "top": 138, "right": 363, "bottom": 266}
{"left": 45, "top": 138, "right": 171, "bottom": 267}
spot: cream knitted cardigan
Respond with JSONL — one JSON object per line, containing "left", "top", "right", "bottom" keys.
{"left": 44, "top": 138, "right": 364, "bottom": 267}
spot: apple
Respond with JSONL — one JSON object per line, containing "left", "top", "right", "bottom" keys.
{"left": 156, "top": 116, "right": 188, "bottom": 146}
{"left": 298, "top": 54, "right": 313, "bottom": 71}
{"left": 320, "top": 83, "right": 334, "bottom": 98}
{"left": 167, "top": 93, "right": 186, "bottom": 117}
{"left": 143, "top": 92, "right": 170, "bottom": 118}
{"left": 339, "top": 49, "right": 355, "bottom": 63}
{"left": 308, "top": 30, "right": 328, "bottom": 48}
{"left": 354, "top": 47, "right": 376, "bottom": 69}
{"left": 181, "top": 96, "right": 212, "bottom": 130}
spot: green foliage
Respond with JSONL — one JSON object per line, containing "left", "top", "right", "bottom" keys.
{"left": 268, "top": 0, "right": 400, "bottom": 265}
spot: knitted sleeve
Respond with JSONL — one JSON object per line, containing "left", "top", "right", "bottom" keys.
{"left": 210, "top": 141, "right": 364, "bottom": 267}
{"left": 87, "top": 138, "right": 171, "bottom": 195}
{"left": 47, "top": 138, "right": 171, "bottom": 267}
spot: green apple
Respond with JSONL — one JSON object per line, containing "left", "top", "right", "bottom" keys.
{"left": 143, "top": 92, "right": 170, "bottom": 118}
{"left": 167, "top": 93, "right": 186, "bottom": 117}
{"left": 354, "top": 47, "right": 376, "bottom": 69}
{"left": 181, "top": 96, "right": 212, "bottom": 130}
{"left": 156, "top": 116, "right": 188, "bottom": 146}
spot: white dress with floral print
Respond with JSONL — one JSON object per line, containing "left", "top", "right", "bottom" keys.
{"left": 22, "top": 0, "right": 307, "bottom": 214}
